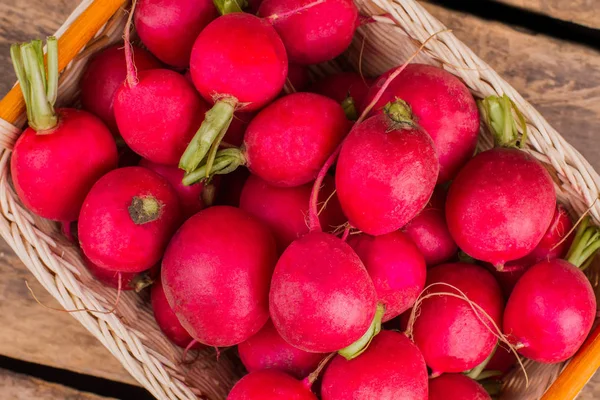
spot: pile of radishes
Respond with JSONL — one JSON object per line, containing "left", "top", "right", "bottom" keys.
{"left": 10, "top": 0, "right": 600, "bottom": 398}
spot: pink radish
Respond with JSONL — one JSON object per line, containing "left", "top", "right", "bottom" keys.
{"left": 403, "top": 188, "right": 457, "bottom": 267}
{"left": 10, "top": 38, "right": 118, "bottom": 222}
{"left": 503, "top": 217, "right": 598, "bottom": 363}
{"left": 270, "top": 231, "right": 378, "bottom": 354}
{"left": 151, "top": 278, "right": 199, "bottom": 348}
{"left": 485, "top": 346, "right": 517, "bottom": 375}
{"left": 347, "top": 231, "right": 426, "bottom": 322}
{"left": 363, "top": 64, "right": 479, "bottom": 183}
{"left": 80, "top": 44, "right": 160, "bottom": 134}
{"left": 408, "top": 263, "right": 504, "bottom": 374}
{"left": 446, "top": 148, "right": 556, "bottom": 267}
{"left": 227, "top": 370, "right": 317, "bottom": 400}
{"left": 335, "top": 101, "right": 438, "bottom": 235}
{"left": 180, "top": 12, "right": 288, "bottom": 176}
{"left": 238, "top": 320, "right": 325, "bottom": 378}
{"left": 83, "top": 255, "right": 157, "bottom": 291}
{"left": 162, "top": 206, "right": 277, "bottom": 346}
{"left": 184, "top": 93, "right": 350, "bottom": 188}
{"left": 135, "top": 0, "right": 217, "bottom": 67}
{"left": 139, "top": 158, "right": 206, "bottom": 219}
{"left": 240, "top": 174, "right": 344, "bottom": 251}
{"left": 311, "top": 72, "right": 372, "bottom": 119}
{"left": 258, "top": 0, "right": 359, "bottom": 65}
{"left": 78, "top": 167, "right": 181, "bottom": 273}
{"left": 321, "top": 330, "right": 428, "bottom": 400}
{"left": 429, "top": 374, "right": 491, "bottom": 400}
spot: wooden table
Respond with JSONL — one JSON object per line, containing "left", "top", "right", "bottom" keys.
{"left": 0, "top": 0, "right": 598, "bottom": 398}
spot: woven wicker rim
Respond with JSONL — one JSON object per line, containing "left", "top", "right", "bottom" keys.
{"left": 0, "top": 0, "right": 598, "bottom": 399}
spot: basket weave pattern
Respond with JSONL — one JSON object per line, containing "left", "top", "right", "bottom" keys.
{"left": 0, "top": 1, "right": 598, "bottom": 399}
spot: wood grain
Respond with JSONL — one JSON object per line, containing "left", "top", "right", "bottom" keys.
{"left": 423, "top": 2, "right": 600, "bottom": 172}
{"left": 0, "top": 367, "right": 115, "bottom": 400}
{"left": 494, "top": 0, "right": 600, "bottom": 29}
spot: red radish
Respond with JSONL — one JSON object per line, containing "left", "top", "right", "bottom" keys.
{"left": 335, "top": 101, "right": 438, "bottom": 235}
{"left": 114, "top": 68, "right": 209, "bottom": 165}
{"left": 503, "top": 218, "right": 598, "bottom": 363}
{"left": 139, "top": 158, "right": 205, "bottom": 219}
{"left": 216, "top": 168, "right": 250, "bottom": 207}
{"left": 429, "top": 374, "right": 491, "bottom": 400}
{"left": 403, "top": 188, "right": 457, "bottom": 267}
{"left": 238, "top": 320, "right": 325, "bottom": 378}
{"left": 162, "top": 206, "right": 277, "bottom": 346}
{"left": 258, "top": 0, "right": 359, "bottom": 65}
{"left": 485, "top": 346, "right": 517, "bottom": 375}
{"left": 311, "top": 72, "right": 372, "bottom": 119}
{"left": 284, "top": 64, "right": 310, "bottom": 93}
{"left": 225, "top": 112, "right": 255, "bottom": 147}
{"left": 409, "top": 263, "right": 504, "bottom": 374}
{"left": 347, "top": 231, "right": 426, "bottom": 322}
{"left": 321, "top": 331, "right": 428, "bottom": 400}
{"left": 485, "top": 262, "right": 529, "bottom": 299}
{"left": 79, "top": 167, "right": 181, "bottom": 273}
{"left": 181, "top": 13, "right": 288, "bottom": 176}
{"left": 447, "top": 148, "right": 555, "bottom": 267}
{"left": 185, "top": 93, "right": 350, "bottom": 188}
{"left": 522, "top": 203, "right": 573, "bottom": 264}
{"left": 135, "top": 0, "right": 217, "bottom": 67}
{"left": 10, "top": 38, "right": 118, "bottom": 222}
{"left": 240, "top": 174, "right": 344, "bottom": 251}
{"left": 270, "top": 231, "right": 378, "bottom": 354}
{"left": 151, "top": 278, "right": 199, "bottom": 348}
{"left": 84, "top": 255, "right": 157, "bottom": 291}
{"left": 80, "top": 44, "right": 160, "bottom": 133}
{"left": 227, "top": 370, "right": 317, "bottom": 400}
{"left": 363, "top": 64, "right": 480, "bottom": 183}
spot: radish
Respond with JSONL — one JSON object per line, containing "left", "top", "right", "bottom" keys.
{"left": 446, "top": 148, "right": 555, "bottom": 267}
{"left": 335, "top": 100, "right": 438, "bottom": 235}
{"left": 408, "top": 263, "right": 504, "bottom": 374}
{"left": 403, "top": 188, "right": 457, "bottom": 267}
{"left": 363, "top": 64, "right": 479, "bottom": 183}
{"left": 162, "top": 206, "right": 277, "bottom": 346}
{"left": 80, "top": 44, "right": 160, "bottom": 134}
{"left": 184, "top": 93, "right": 350, "bottom": 188}
{"left": 181, "top": 13, "right": 287, "bottom": 177}
{"left": 258, "top": 0, "right": 359, "bottom": 65}
{"left": 485, "top": 346, "right": 517, "bottom": 375}
{"left": 135, "top": 0, "right": 217, "bottom": 67}
{"left": 429, "top": 374, "right": 491, "bottom": 400}
{"left": 240, "top": 174, "right": 344, "bottom": 251}
{"left": 78, "top": 167, "right": 181, "bottom": 273}
{"left": 139, "top": 158, "right": 206, "bottom": 219}
{"left": 321, "top": 330, "right": 428, "bottom": 400}
{"left": 311, "top": 72, "right": 372, "bottom": 120}
{"left": 83, "top": 255, "right": 157, "bottom": 291}
{"left": 151, "top": 278, "right": 199, "bottom": 348}
{"left": 347, "top": 231, "right": 426, "bottom": 322}
{"left": 227, "top": 370, "right": 317, "bottom": 400}
{"left": 10, "top": 38, "right": 118, "bottom": 222}
{"left": 225, "top": 112, "right": 255, "bottom": 147}
{"left": 270, "top": 231, "right": 379, "bottom": 355}
{"left": 284, "top": 64, "right": 310, "bottom": 93}
{"left": 238, "top": 320, "right": 325, "bottom": 378}
{"left": 502, "top": 217, "right": 598, "bottom": 363}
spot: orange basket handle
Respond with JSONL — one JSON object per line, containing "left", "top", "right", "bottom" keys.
{"left": 542, "top": 323, "right": 600, "bottom": 399}
{"left": 0, "top": 0, "right": 128, "bottom": 125}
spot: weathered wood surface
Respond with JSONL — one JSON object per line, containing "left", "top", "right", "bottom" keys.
{"left": 495, "top": 0, "right": 600, "bottom": 29}
{"left": 0, "top": 0, "right": 599, "bottom": 398}
{"left": 423, "top": 2, "right": 600, "bottom": 172}
{"left": 0, "top": 367, "right": 115, "bottom": 400}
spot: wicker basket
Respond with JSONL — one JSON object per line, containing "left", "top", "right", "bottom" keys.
{"left": 0, "top": 0, "right": 598, "bottom": 399}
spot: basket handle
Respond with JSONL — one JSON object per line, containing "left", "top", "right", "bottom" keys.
{"left": 541, "top": 323, "right": 600, "bottom": 399}
{"left": 0, "top": 0, "right": 128, "bottom": 125}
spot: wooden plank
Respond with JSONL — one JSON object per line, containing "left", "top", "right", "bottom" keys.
{"left": 0, "top": 239, "right": 137, "bottom": 385}
{"left": 422, "top": 2, "right": 600, "bottom": 172}
{"left": 494, "top": 0, "right": 600, "bottom": 29}
{"left": 0, "top": 367, "right": 115, "bottom": 400}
